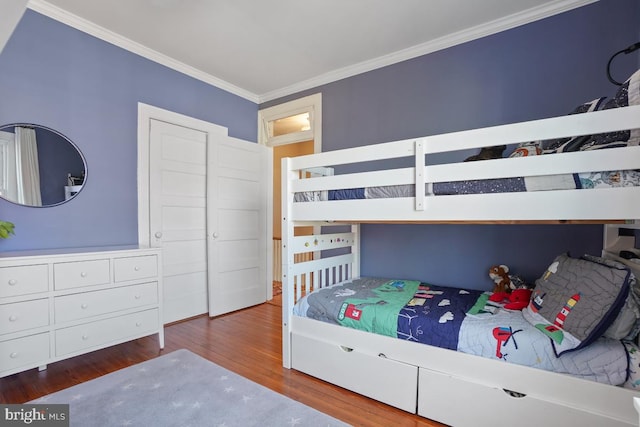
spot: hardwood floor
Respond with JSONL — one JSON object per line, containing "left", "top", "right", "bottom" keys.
{"left": 0, "top": 301, "right": 445, "bottom": 427}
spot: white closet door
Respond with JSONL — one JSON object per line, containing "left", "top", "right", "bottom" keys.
{"left": 208, "top": 135, "right": 270, "bottom": 316}
{"left": 150, "top": 119, "right": 208, "bottom": 323}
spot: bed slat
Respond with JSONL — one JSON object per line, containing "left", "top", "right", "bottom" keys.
{"left": 290, "top": 253, "right": 354, "bottom": 278}
{"left": 288, "top": 105, "right": 640, "bottom": 170}
{"left": 291, "top": 187, "right": 640, "bottom": 222}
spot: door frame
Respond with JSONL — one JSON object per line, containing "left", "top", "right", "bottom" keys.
{"left": 258, "top": 93, "right": 322, "bottom": 152}
{"left": 258, "top": 94, "right": 322, "bottom": 298}
{"left": 137, "top": 102, "right": 228, "bottom": 247}
{"left": 137, "top": 103, "right": 273, "bottom": 316}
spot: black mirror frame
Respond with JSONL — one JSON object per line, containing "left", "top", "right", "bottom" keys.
{"left": 0, "top": 123, "right": 87, "bottom": 208}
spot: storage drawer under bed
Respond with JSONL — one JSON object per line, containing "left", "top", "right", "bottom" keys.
{"left": 292, "top": 332, "right": 418, "bottom": 412}
{"left": 417, "top": 367, "right": 633, "bottom": 427}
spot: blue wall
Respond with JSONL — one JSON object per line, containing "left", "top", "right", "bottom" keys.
{"left": 1, "top": 3, "right": 638, "bottom": 289}
{"left": 0, "top": 10, "right": 257, "bottom": 251}
{"left": 263, "top": 0, "right": 640, "bottom": 290}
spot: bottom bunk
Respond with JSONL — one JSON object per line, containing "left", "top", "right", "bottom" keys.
{"left": 281, "top": 225, "right": 640, "bottom": 427}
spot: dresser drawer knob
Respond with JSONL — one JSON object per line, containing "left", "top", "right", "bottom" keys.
{"left": 134, "top": 295, "right": 141, "bottom": 300}
{"left": 136, "top": 322, "right": 142, "bottom": 327}
{"left": 81, "top": 304, "right": 88, "bottom": 309}
{"left": 9, "top": 352, "right": 18, "bottom": 359}
{"left": 134, "top": 266, "right": 140, "bottom": 271}
{"left": 80, "top": 272, "right": 87, "bottom": 278}
{"left": 8, "top": 315, "right": 17, "bottom": 322}
{"left": 8, "top": 279, "right": 17, "bottom": 286}
{"left": 82, "top": 335, "right": 89, "bottom": 341}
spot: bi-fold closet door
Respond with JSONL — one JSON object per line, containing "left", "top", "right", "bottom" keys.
{"left": 147, "top": 116, "right": 270, "bottom": 324}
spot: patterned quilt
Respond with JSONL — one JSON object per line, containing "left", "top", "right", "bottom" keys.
{"left": 295, "top": 277, "right": 629, "bottom": 385}
{"left": 293, "top": 169, "right": 640, "bottom": 201}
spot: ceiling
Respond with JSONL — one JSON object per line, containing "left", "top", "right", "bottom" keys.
{"left": 26, "top": 0, "right": 596, "bottom": 103}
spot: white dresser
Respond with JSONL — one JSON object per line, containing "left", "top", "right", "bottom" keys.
{"left": 0, "top": 246, "right": 163, "bottom": 378}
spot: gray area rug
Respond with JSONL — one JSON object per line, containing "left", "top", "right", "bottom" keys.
{"left": 31, "top": 349, "right": 350, "bottom": 426}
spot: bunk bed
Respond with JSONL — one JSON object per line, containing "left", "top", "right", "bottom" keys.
{"left": 281, "top": 91, "right": 640, "bottom": 426}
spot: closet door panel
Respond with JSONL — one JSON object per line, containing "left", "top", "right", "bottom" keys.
{"left": 149, "top": 119, "right": 208, "bottom": 324}
{"left": 208, "top": 135, "right": 269, "bottom": 317}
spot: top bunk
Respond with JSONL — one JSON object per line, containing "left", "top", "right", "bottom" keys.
{"left": 282, "top": 103, "right": 640, "bottom": 224}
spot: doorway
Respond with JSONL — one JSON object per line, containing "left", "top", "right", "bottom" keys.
{"left": 258, "top": 93, "right": 322, "bottom": 303}
{"left": 271, "top": 141, "right": 315, "bottom": 302}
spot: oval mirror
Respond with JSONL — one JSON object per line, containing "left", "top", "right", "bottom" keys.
{"left": 0, "top": 124, "right": 86, "bottom": 207}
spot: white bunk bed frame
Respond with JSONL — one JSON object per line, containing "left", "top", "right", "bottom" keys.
{"left": 281, "top": 105, "right": 640, "bottom": 427}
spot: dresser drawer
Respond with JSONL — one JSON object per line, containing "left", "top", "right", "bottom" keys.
{"left": 54, "top": 282, "right": 158, "bottom": 323}
{"left": 0, "top": 333, "right": 49, "bottom": 373}
{"left": 0, "top": 299, "right": 49, "bottom": 335}
{"left": 53, "top": 259, "right": 110, "bottom": 290}
{"left": 55, "top": 309, "right": 159, "bottom": 356}
{"left": 114, "top": 255, "right": 158, "bottom": 282}
{"left": 0, "top": 265, "right": 48, "bottom": 298}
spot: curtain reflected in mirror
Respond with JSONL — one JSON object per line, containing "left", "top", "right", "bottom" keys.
{"left": 0, "top": 124, "right": 86, "bottom": 207}
{"left": 14, "top": 126, "right": 42, "bottom": 206}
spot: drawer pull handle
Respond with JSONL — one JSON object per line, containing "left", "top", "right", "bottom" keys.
{"left": 81, "top": 304, "right": 88, "bottom": 309}
{"left": 80, "top": 272, "right": 87, "bottom": 278}
{"left": 378, "top": 353, "right": 387, "bottom": 358}
{"left": 8, "top": 279, "right": 17, "bottom": 286}
{"left": 8, "top": 315, "right": 17, "bottom": 322}
{"left": 134, "top": 266, "right": 140, "bottom": 271}
{"left": 9, "top": 352, "right": 18, "bottom": 359}
{"left": 136, "top": 322, "right": 142, "bottom": 327}
{"left": 503, "top": 389, "right": 526, "bottom": 398}
{"left": 339, "top": 346, "right": 353, "bottom": 352}
{"left": 135, "top": 295, "right": 141, "bottom": 300}
{"left": 82, "top": 335, "right": 89, "bottom": 341}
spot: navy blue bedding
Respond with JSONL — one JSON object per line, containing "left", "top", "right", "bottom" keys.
{"left": 397, "top": 284, "right": 483, "bottom": 349}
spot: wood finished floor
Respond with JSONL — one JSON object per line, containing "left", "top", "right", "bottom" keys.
{"left": 0, "top": 300, "right": 445, "bottom": 427}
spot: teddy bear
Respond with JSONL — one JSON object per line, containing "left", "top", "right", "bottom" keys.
{"left": 488, "top": 265, "right": 532, "bottom": 311}
{"left": 489, "top": 264, "right": 512, "bottom": 294}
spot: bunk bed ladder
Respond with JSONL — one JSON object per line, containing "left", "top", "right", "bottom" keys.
{"left": 415, "top": 139, "right": 425, "bottom": 211}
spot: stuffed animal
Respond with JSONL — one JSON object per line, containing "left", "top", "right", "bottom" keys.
{"left": 502, "top": 288, "right": 533, "bottom": 310}
{"left": 489, "top": 265, "right": 512, "bottom": 294}
{"left": 464, "top": 145, "right": 506, "bottom": 162}
{"left": 488, "top": 264, "right": 533, "bottom": 310}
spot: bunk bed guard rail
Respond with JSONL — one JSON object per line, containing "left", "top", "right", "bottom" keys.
{"left": 284, "top": 105, "right": 640, "bottom": 222}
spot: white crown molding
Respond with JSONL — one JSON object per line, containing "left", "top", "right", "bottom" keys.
{"left": 258, "top": 0, "right": 599, "bottom": 103}
{"left": 27, "top": 0, "right": 597, "bottom": 106}
{"left": 26, "top": 0, "right": 260, "bottom": 103}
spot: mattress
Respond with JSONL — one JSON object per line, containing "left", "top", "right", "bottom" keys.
{"left": 293, "top": 277, "right": 629, "bottom": 386}
{"left": 294, "top": 169, "right": 640, "bottom": 202}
